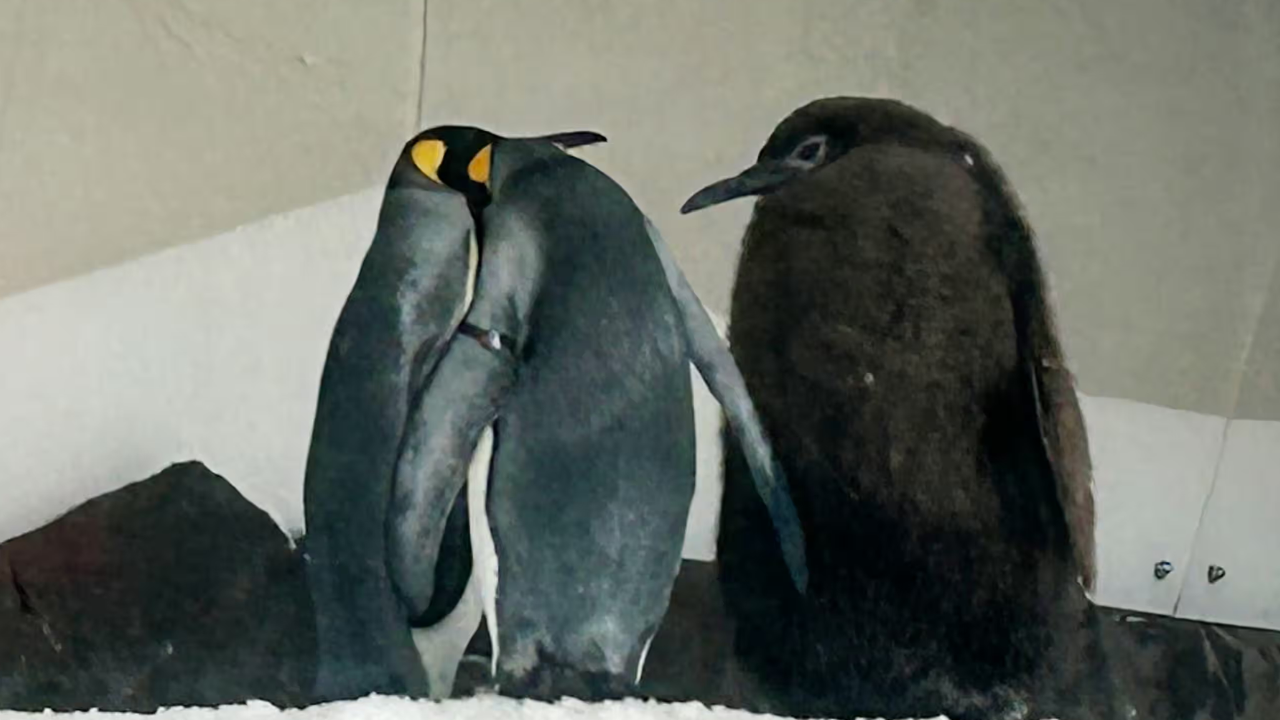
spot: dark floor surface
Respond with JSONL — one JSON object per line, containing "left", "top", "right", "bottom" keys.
{"left": 4, "top": 464, "right": 1277, "bottom": 718}
{"left": 628, "top": 560, "right": 1280, "bottom": 720}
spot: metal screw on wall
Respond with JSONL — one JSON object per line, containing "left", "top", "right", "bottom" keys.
{"left": 1153, "top": 561, "right": 1174, "bottom": 580}
{"left": 1207, "top": 565, "right": 1227, "bottom": 584}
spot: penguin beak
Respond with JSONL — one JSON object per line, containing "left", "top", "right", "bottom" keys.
{"left": 530, "top": 130, "right": 608, "bottom": 149}
{"left": 680, "top": 160, "right": 803, "bottom": 214}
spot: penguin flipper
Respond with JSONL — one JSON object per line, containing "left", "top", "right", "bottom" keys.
{"left": 386, "top": 328, "right": 517, "bottom": 618}
{"left": 639, "top": 215, "right": 808, "bottom": 594}
{"left": 985, "top": 151, "right": 1097, "bottom": 594}
{"left": 1027, "top": 350, "right": 1097, "bottom": 594}
{"left": 410, "top": 489, "right": 473, "bottom": 628}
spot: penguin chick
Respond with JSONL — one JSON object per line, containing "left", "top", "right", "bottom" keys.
{"left": 681, "top": 97, "right": 1105, "bottom": 720}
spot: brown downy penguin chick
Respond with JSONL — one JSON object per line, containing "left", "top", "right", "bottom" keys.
{"left": 680, "top": 97, "right": 1115, "bottom": 720}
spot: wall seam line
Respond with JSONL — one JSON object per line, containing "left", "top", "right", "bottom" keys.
{"left": 1170, "top": 252, "right": 1279, "bottom": 616}
{"left": 414, "top": 0, "right": 429, "bottom": 131}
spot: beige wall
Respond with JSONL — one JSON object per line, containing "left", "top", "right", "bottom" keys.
{"left": 4, "top": 0, "right": 1276, "bottom": 418}
{"left": 1235, "top": 269, "right": 1280, "bottom": 421}
{"left": 0, "top": 0, "right": 422, "bottom": 298}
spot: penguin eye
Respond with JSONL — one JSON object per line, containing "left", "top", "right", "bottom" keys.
{"left": 410, "top": 139, "right": 446, "bottom": 183}
{"left": 790, "top": 136, "right": 827, "bottom": 166}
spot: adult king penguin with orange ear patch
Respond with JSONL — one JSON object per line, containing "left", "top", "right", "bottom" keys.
{"left": 302, "top": 126, "right": 807, "bottom": 703}
{"left": 681, "top": 98, "right": 1116, "bottom": 720}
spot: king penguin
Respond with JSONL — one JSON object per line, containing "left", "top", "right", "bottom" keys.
{"left": 303, "top": 125, "right": 806, "bottom": 703}
{"left": 680, "top": 97, "right": 1113, "bottom": 720}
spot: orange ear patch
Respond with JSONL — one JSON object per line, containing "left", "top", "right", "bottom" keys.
{"left": 411, "top": 139, "right": 446, "bottom": 183}
{"left": 467, "top": 144, "right": 492, "bottom": 185}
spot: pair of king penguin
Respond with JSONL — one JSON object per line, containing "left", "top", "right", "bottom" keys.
{"left": 301, "top": 126, "right": 807, "bottom": 702}
{"left": 678, "top": 97, "right": 1114, "bottom": 720}
{"left": 303, "top": 95, "right": 1109, "bottom": 719}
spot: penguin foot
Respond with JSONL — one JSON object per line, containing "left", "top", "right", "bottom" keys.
{"left": 497, "top": 658, "right": 632, "bottom": 703}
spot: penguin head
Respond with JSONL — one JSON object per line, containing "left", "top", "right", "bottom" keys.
{"left": 393, "top": 125, "right": 607, "bottom": 217}
{"left": 392, "top": 125, "right": 499, "bottom": 216}
{"left": 680, "top": 97, "right": 960, "bottom": 214}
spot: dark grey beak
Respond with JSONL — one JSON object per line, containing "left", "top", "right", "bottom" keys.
{"left": 680, "top": 160, "right": 804, "bottom": 214}
{"left": 532, "top": 130, "right": 608, "bottom": 149}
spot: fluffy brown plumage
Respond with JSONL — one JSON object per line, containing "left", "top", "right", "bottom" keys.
{"left": 685, "top": 97, "right": 1108, "bottom": 720}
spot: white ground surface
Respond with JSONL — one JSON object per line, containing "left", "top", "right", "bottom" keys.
{"left": 0, "top": 696, "right": 948, "bottom": 720}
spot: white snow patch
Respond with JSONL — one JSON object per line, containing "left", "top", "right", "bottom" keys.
{"left": 0, "top": 695, "right": 949, "bottom": 720}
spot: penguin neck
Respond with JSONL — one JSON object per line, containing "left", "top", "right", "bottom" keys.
{"left": 466, "top": 201, "right": 488, "bottom": 249}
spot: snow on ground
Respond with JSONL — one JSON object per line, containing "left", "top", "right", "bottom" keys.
{"left": 0, "top": 695, "right": 948, "bottom": 720}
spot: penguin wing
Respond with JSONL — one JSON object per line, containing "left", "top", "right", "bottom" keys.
{"left": 639, "top": 215, "right": 809, "bottom": 594}
{"left": 961, "top": 138, "right": 1097, "bottom": 594}
{"left": 1028, "top": 340, "right": 1097, "bottom": 594}
{"left": 993, "top": 184, "right": 1097, "bottom": 594}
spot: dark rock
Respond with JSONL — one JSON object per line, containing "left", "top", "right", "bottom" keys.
{"left": 0, "top": 461, "right": 316, "bottom": 712}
